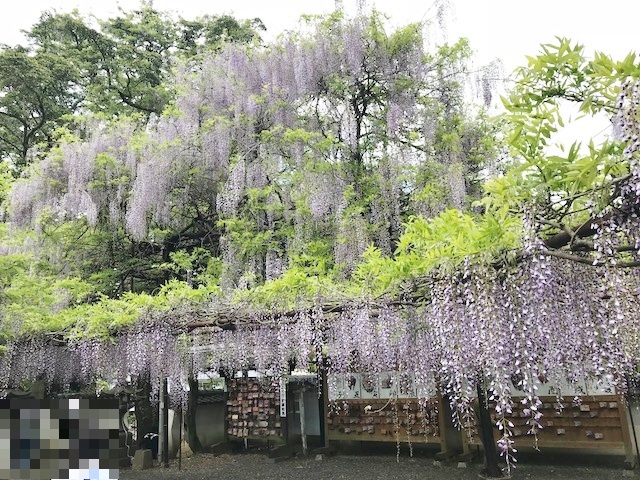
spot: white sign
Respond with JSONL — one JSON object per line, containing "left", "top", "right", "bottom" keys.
{"left": 327, "top": 371, "right": 433, "bottom": 401}
{"left": 279, "top": 378, "right": 287, "bottom": 417}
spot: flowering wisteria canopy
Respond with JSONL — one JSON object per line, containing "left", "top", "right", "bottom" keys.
{"left": 3, "top": 252, "right": 639, "bottom": 459}
{"left": 2, "top": 12, "right": 640, "bottom": 470}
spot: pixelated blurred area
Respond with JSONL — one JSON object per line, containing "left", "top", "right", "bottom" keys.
{"left": 0, "top": 398, "right": 120, "bottom": 480}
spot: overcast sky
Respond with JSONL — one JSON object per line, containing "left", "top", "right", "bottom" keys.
{"left": 2, "top": 0, "right": 639, "bottom": 76}
{"left": 1, "top": 1, "right": 638, "bottom": 147}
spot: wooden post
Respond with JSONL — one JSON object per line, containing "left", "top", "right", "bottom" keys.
{"left": 158, "top": 377, "right": 165, "bottom": 465}
{"left": 621, "top": 395, "right": 638, "bottom": 469}
{"left": 299, "top": 389, "right": 308, "bottom": 456}
{"left": 435, "top": 393, "right": 458, "bottom": 460}
{"left": 321, "top": 365, "right": 330, "bottom": 448}
{"left": 178, "top": 405, "right": 183, "bottom": 471}
{"left": 158, "top": 377, "right": 169, "bottom": 468}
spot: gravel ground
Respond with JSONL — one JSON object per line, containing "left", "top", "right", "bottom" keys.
{"left": 119, "top": 451, "right": 634, "bottom": 480}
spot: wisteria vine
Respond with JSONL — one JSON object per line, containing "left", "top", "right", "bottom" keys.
{"left": 1, "top": 254, "right": 639, "bottom": 468}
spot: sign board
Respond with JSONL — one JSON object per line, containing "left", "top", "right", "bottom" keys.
{"left": 279, "top": 377, "right": 287, "bottom": 417}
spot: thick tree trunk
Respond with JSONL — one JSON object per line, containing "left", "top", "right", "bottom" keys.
{"left": 477, "top": 383, "right": 503, "bottom": 478}
{"left": 135, "top": 373, "right": 156, "bottom": 451}
{"left": 187, "top": 377, "right": 203, "bottom": 453}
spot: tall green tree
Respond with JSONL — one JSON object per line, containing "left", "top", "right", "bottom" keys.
{"left": 0, "top": 47, "right": 81, "bottom": 171}
{"left": 26, "top": 4, "right": 265, "bottom": 118}
{"left": 0, "top": 2, "right": 264, "bottom": 171}
{"left": 8, "top": 10, "right": 494, "bottom": 297}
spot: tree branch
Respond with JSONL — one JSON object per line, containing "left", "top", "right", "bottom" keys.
{"left": 544, "top": 249, "right": 640, "bottom": 268}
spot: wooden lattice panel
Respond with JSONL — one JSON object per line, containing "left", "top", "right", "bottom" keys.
{"left": 467, "top": 395, "right": 632, "bottom": 452}
{"left": 327, "top": 398, "right": 441, "bottom": 443}
{"left": 226, "top": 378, "right": 283, "bottom": 439}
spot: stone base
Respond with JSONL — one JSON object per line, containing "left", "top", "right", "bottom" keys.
{"left": 132, "top": 449, "right": 153, "bottom": 470}
{"left": 180, "top": 440, "right": 193, "bottom": 458}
